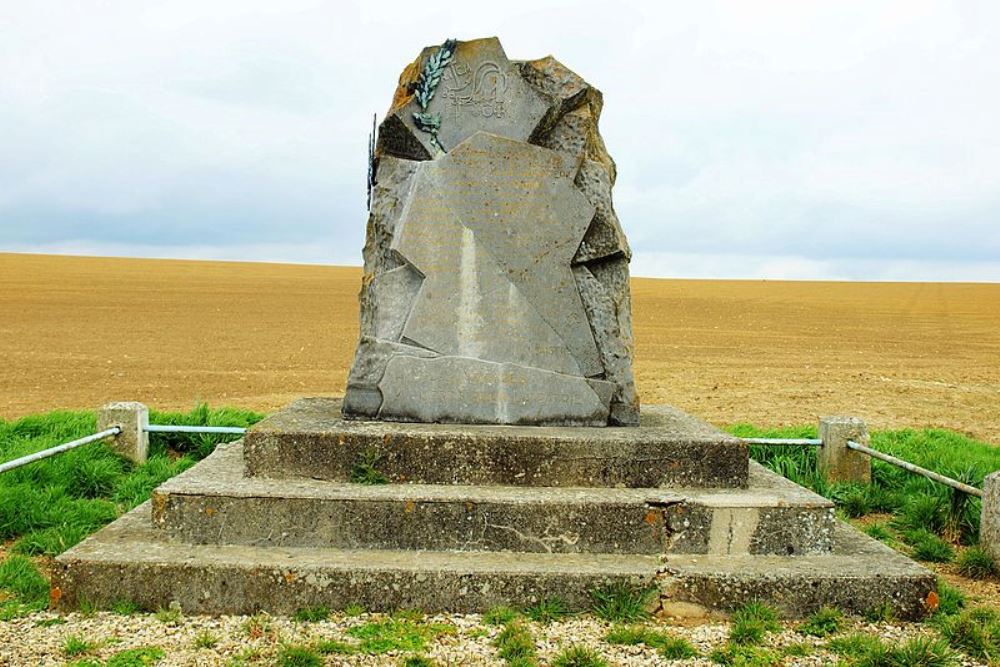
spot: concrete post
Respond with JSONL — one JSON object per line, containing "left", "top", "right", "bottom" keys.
{"left": 818, "top": 416, "right": 871, "bottom": 485}
{"left": 982, "top": 471, "right": 1000, "bottom": 562}
{"left": 97, "top": 402, "right": 149, "bottom": 465}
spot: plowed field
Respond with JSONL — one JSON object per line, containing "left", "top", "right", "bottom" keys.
{"left": 2, "top": 253, "right": 997, "bottom": 441}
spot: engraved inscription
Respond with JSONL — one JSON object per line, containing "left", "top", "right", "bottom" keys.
{"left": 441, "top": 59, "right": 508, "bottom": 119}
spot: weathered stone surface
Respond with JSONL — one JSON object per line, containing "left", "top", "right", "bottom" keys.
{"left": 97, "top": 401, "right": 149, "bottom": 464}
{"left": 55, "top": 498, "right": 931, "bottom": 617}
{"left": 155, "top": 444, "right": 833, "bottom": 556}
{"left": 393, "top": 132, "right": 599, "bottom": 375}
{"left": 659, "top": 523, "right": 935, "bottom": 620}
{"left": 342, "top": 338, "right": 436, "bottom": 418}
{"left": 573, "top": 159, "right": 630, "bottom": 263}
{"left": 347, "top": 39, "right": 640, "bottom": 426}
{"left": 574, "top": 264, "right": 638, "bottom": 425}
{"left": 380, "top": 38, "right": 552, "bottom": 160}
{"left": 251, "top": 398, "right": 748, "bottom": 488}
{"left": 54, "top": 502, "right": 657, "bottom": 615}
{"left": 379, "top": 355, "right": 610, "bottom": 426}
{"left": 519, "top": 56, "right": 591, "bottom": 118}
{"left": 983, "top": 472, "right": 1000, "bottom": 562}
{"left": 818, "top": 416, "right": 872, "bottom": 484}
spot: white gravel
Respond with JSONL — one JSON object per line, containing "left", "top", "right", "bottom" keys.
{"left": 0, "top": 611, "right": 985, "bottom": 666}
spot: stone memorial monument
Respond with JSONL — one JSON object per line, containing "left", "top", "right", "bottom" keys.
{"left": 54, "top": 38, "right": 935, "bottom": 621}
{"left": 343, "top": 37, "right": 638, "bottom": 427}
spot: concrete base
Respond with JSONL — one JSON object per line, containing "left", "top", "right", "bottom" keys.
{"left": 54, "top": 400, "right": 934, "bottom": 619}
{"left": 152, "top": 442, "right": 835, "bottom": 556}
{"left": 245, "top": 398, "right": 748, "bottom": 488}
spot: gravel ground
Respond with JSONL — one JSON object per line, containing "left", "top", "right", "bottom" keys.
{"left": 0, "top": 610, "right": 984, "bottom": 666}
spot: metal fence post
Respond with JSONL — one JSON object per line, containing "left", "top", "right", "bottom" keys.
{"left": 983, "top": 471, "right": 1000, "bottom": 562}
{"left": 97, "top": 402, "right": 149, "bottom": 464}
{"left": 818, "top": 416, "right": 871, "bottom": 484}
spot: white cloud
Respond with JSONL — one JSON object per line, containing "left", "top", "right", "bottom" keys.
{"left": 1, "top": 0, "right": 998, "bottom": 280}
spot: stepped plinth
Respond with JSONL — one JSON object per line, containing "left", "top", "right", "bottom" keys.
{"left": 54, "top": 398, "right": 934, "bottom": 619}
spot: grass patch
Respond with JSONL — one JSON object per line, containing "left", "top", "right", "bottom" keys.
{"left": 493, "top": 621, "right": 537, "bottom": 665}
{"left": 242, "top": 612, "right": 274, "bottom": 640}
{"left": 864, "top": 522, "right": 895, "bottom": 543}
{"left": 293, "top": 605, "right": 330, "bottom": 622}
{"left": 935, "top": 606, "right": 1000, "bottom": 661}
{"left": 524, "top": 597, "right": 570, "bottom": 624}
{"left": 104, "top": 646, "right": 166, "bottom": 667}
{"left": 402, "top": 657, "right": 436, "bottom": 667}
{"left": 955, "top": 546, "right": 996, "bottom": 579}
{"left": 904, "top": 529, "right": 955, "bottom": 563}
{"left": 0, "top": 405, "right": 261, "bottom": 565}
{"left": 863, "top": 601, "right": 896, "bottom": 623}
{"left": 933, "top": 580, "right": 965, "bottom": 616}
{"left": 797, "top": 606, "right": 843, "bottom": 637}
{"left": 193, "top": 631, "right": 219, "bottom": 649}
{"left": 484, "top": 605, "right": 521, "bottom": 626}
{"left": 350, "top": 449, "right": 388, "bottom": 485}
{"left": 729, "top": 601, "right": 782, "bottom": 646}
{"left": 588, "top": 582, "right": 653, "bottom": 622}
{"left": 314, "top": 638, "right": 355, "bottom": 655}
{"left": 345, "top": 617, "right": 455, "bottom": 655}
{"left": 343, "top": 603, "right": 365, "bottom": 617}
{"left": 605, "top": 625, "right": 697, "bottom": 659}
{"left": 550, "top": 645, "right": 608, "bottom": 667}
{"left": 277, "top": 645, "right": 322, "bottom": 667}
{"left": 110, "top": 599, "right": 142, "bottom": 615}
{"left": 0, "top": 554, "right": 49, "bottom": 606}
{"left": 709, "top": 643, "right": 781, "bottom": 666}
{"left": 154, "top": 602, "right": 183, "bottom": 625}
{"left": 64, "top": 635, "right": 97, "bottom": 657}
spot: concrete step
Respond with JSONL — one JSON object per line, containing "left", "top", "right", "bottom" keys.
{"left": 152, "top": 442, "right": 834, "bottom": 556}
{"left": 54, "top": 506, "right": 933, "bottom": 619}
{"left": 659, "top": 523, "right": 935, "bottom": 621}
{"left": 243, "top": 398, "right": 748, "bottom": 488}
{"left": 53, "top": 502, "right": 659, "bottom": 615}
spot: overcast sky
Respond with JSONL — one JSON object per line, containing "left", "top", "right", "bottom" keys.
{"left": 2, "top": 0, "right": 998, "bottom": 281}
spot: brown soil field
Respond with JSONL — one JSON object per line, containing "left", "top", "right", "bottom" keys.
{"left": 1, "top": 253, "right": 998, "bottom": 442}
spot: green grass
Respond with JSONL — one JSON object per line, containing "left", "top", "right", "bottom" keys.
{"left": 524, "top": 597, "right": 570, "bottom": 624}
{"left": 797, "top": 606, "right": 843, "bottom": 637}
{"left": 709, "top": 643, "right": 782, "bottom": 666}
{"left": 729, "top": 601, "right": 782, "bottom": 646}
{"left": 0, "top": 404, "right": 260, "bottom": 617}
{"left": 343, "top": 603, "right": 366, "bottom": 616}
{"left": 277, "top": 645, "right": 323, "bottom": 667}
{"left": 192, "top": 631, "right": 219, "bottom": 649}
{"left": 293, "top": 605, "right": 330, "bottom": 622}
{"left": 493, "top": 621, "right": 537, "bottom": 665}
{"left": 904, "top": 529, "right": 955, "bottom": 563}
{"left": 955, "top": 546, "right": 997, "bottom": 579}
{"left": 350, "top": 449, "right": 388, "bottom": 485}
{"left": 345, "top": 617, "right": 455, "bottom": 654}
{"left": 402, "top": 657, "right": 436, "bottom": 667}
{"left": 64, "top": 635, "right": 97, "bottom": 657}
{"left": 935, "top": 606, "right": 1000, "bottom": 661}
{"left": 0, "top": 405, "right": 259, "bottom": 559}
{"left": 604, "top": 625, "right": 698, "bottom": 659}
{"left": 933, "top": 580, "right": 966, "bottom": 616}
{"left": 727, "top": 424, "right": 997, "bottom": 561}
{"left": 484, "top": 605, "right": 522, "bottom": 626}
{"left": 550, "top": 645, "right": 608, "bottom": 667}
{"left": 588, "top": 582, "right": 653, "bottom": 622}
